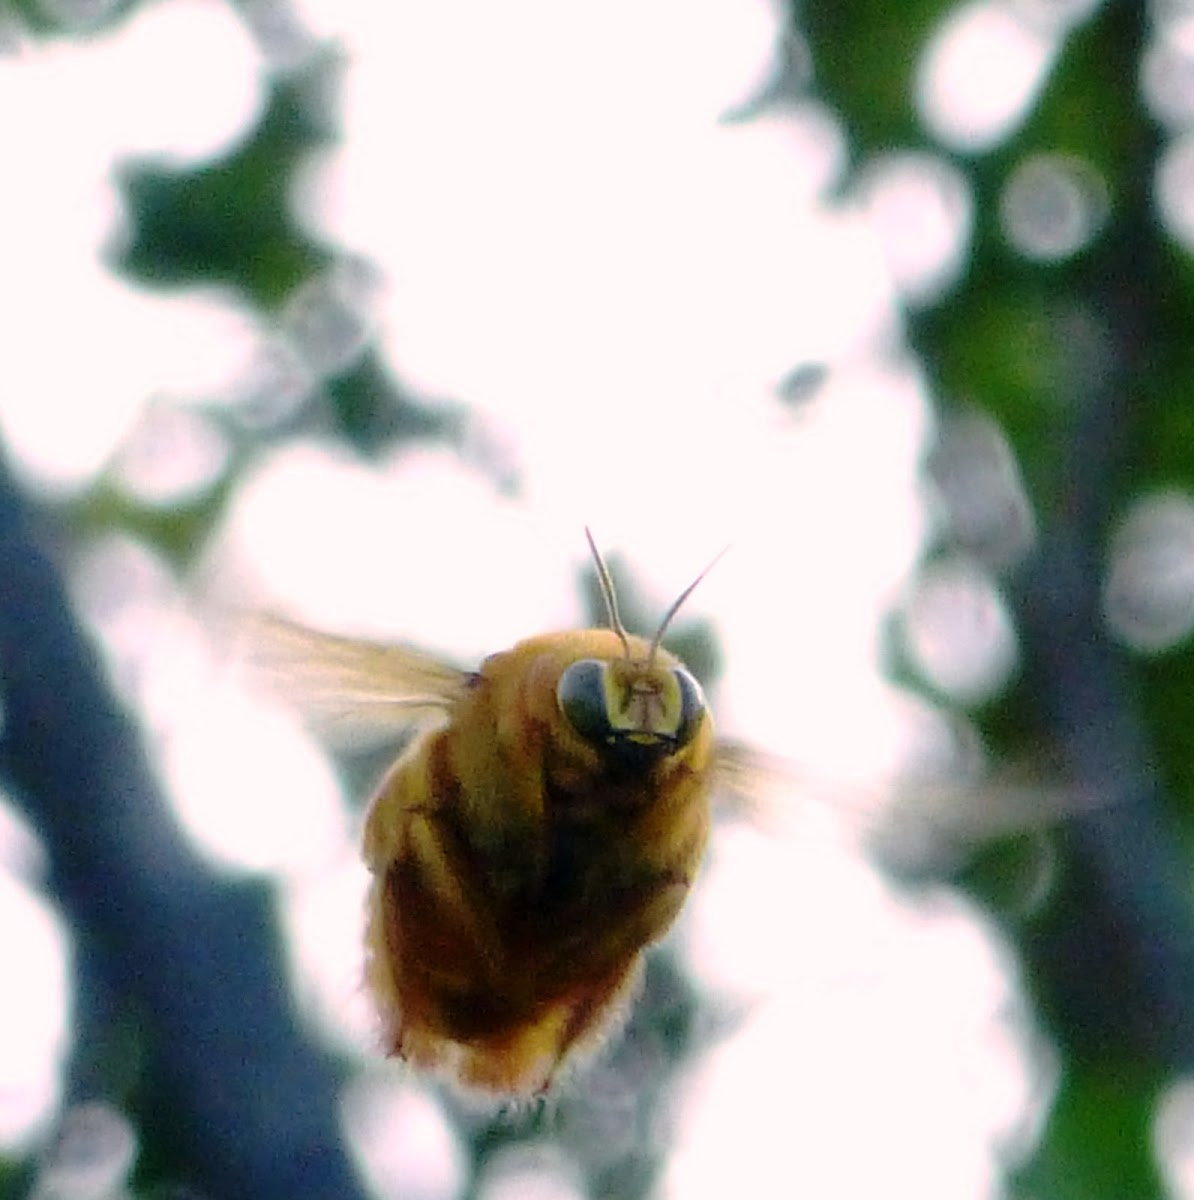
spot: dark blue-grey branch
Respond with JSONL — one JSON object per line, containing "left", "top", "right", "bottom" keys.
{"left": 0, "top": 450, "right": 368, "bottom": 1200}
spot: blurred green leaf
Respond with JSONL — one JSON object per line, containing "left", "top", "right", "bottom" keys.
{"left": 1011, "top": 1061, "right": 1166, "bottom": 1200}
{"left": 113, "top": 57, "right": 337, "bottom": 305}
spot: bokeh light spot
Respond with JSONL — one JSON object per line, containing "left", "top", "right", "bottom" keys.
{"left": 0, "top": 797, "right": 46, "bottom": 881}
{"left": 1104, "top": 491, "right": 1194, "bottom": 653}
{"left": 280, "top": 853, "right": 377, "bottom": 1053}
{"left": 669, "top": 897, "right": 1051, "bottom": 1200}
{"left": 0, "top": 871, "right": 69, "bottom": 1149}
{"left": 340, "top": 1078, "right": 466, "bottom": 1200}
{"left": 1156, "top": 134, "right": 1194, "bottom": 253}
{"left": 1000, "top": 153, "right": 1109, "bottom": 262}
{"left": 858, "top": 153, "right": 973, "bottom": 303}
{"left": 1156, "top": 1077, "right": 1194, "bottom": 1200}
{"left": 158, "top": 683, "right": 348, "bottom": 875}
{"left": 476, "top": 1143, "right": 587, "bottom": 1200}
{"left": 30, "top": 1103, "right": 137, "bottom": 1200}
{"left": 901, "top": 556, "right": 1019, "bottom": 703}
{"left": 927, "top": 408, "right": 1036, "bottom": 571}
{"left": 917, "top": 0, "right": 1057, "bottom": 152}
{"left": 1142, "top": 13, "right": 1194, "bottom": 128}
{"left": 281, "top": 256, "right": 384, "bottom": 380}
{"left": 112, "top": 404, "right": 231, "bottom": 507}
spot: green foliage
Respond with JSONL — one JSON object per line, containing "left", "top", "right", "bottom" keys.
{"left": 114, "top": 60, "right": 336, "bottom": 305}
{"left": 8, "top": 0, "right": 141, "bottom": 38}
{"left": 1015, "top": 1061, "right": 1166, "bottom": 1200}
{"left": 799, "top": 0, "right": 948, "bottom": 154}
{"left": 324, "top": 349, "right": 462, "bottom": 459}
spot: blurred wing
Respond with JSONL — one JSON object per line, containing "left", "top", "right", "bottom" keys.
{"left": 709, "top": 739, "right": 888, "bottom": 843}
{"left": 711, "top": 737, "right": 1100, "bottom": 876}
{"left": 237, "top": 614, "right": 473, "bottom": 748}
{"left": 709, "top": 738, "right": 798, "bottom": 827}
{"left": 872, "top": 764, "right": 1103, "bottom": 873}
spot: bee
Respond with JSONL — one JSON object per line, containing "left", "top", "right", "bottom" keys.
{"left": 251, "top": 531, "right": 727, "bottom": 1097}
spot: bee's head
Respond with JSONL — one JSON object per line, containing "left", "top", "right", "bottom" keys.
{"left": 556, "top": 655, "right": 706, "bottom": 769}
{"left": 555, "top": 529, "right": 722, "bottom": 769}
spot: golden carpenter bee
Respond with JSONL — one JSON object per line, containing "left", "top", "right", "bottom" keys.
{"left": 250, "top": 531, "right": 730, "bottom": 1097}
{"left": 244, "top": 532, "right": 1094, "bottom": 1099}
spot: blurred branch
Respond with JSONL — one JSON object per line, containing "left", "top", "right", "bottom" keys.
{"left": 1012, "top": 362, "right": 1194, "bottom": 1065}
{"left": 994, "top": 119, "right": 1194, "bottom": 1183}
{"left": 0, "top": 449, "right": 367, "bottom": 1199}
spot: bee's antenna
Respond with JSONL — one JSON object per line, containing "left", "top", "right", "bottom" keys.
{"left": 585, "top": 527, "right": 631, "bottom": 657}
{"left": 647, "top": 545, "right": 730, "bottom": 668}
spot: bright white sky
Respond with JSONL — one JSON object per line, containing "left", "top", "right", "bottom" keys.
{"left": 0, "top": 1, "right": 1088, "bottom": 1196}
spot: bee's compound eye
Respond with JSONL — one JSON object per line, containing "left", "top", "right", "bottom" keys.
{"left": 557, "top": 659, "right": 614, "bottom": 745}
{"left": 672, "top": 667, "right": 706, "bottom": 746}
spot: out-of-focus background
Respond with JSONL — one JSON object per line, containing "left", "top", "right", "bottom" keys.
{"left": 3, "top": 0, "right": 1194, "bottom": 1197}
